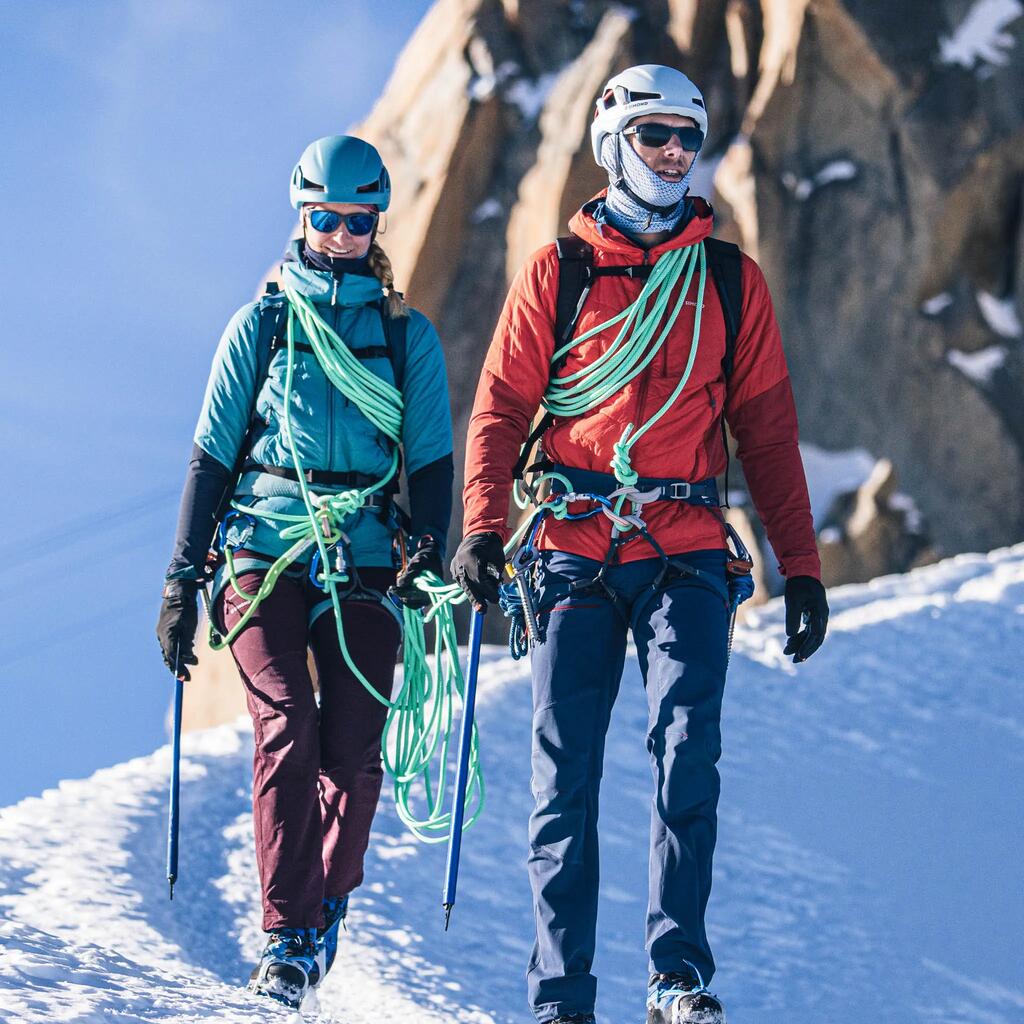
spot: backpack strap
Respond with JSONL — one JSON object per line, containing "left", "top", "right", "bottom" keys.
{"left": 513, "top": 236, "right": 596, "bottom": 481}
{"left": 703, "top": 237, "right": 744, "bottom": 506}
{"left": 378, "top": 297, "right": 408, "bottom": 390}
{"left": 703, "top": 237, "right": 742, "bottom": 380}
{"left": 210, "top": 290, "right": 289, "bottom": 536}
{"left": 554, "top": 234, "right": 595, "bottom": 346}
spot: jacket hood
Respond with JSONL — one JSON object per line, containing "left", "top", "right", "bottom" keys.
{"left": 280, "top": 239, "right": 385, "bottom": 306}
{"left": 567, "top": 190, "right": 715, "bottom": 260}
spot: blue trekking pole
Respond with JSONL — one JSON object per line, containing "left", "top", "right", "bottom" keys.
{"left": 166, "top": 642, "right": 184, "bottom": 900}
{"left": 442, "top": 606, "right": 484, "bottom": 929}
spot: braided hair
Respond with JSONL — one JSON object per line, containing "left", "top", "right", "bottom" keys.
{"left": 368, "top": 242, "right": 407, "bottom": 318}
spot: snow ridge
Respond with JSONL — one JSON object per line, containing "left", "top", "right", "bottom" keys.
{"left": 2, "top": 547, "right": 1023, "bottom": 1023}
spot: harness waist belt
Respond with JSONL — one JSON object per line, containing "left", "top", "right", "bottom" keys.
{"left": 549, "top": 463, "right": 720, "bottom": 508}
{"left": 243, "top": 461, "right": 397, "bottom": 495}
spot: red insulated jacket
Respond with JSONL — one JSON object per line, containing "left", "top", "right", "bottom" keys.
{"left": 462, "top": 195, "right": 821, "bottom": 579}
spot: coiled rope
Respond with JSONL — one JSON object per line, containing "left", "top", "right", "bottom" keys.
{"left": 517, "top": 241, "right": 707, "bottom": 531}
{"left": 208, "top": 289, "right": 483, "bottom": 842}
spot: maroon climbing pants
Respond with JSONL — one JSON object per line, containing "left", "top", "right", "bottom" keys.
{"left": 217, "top": 561, "right": 400, "bottom": 931}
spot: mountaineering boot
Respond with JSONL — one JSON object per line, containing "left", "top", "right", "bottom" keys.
{"left": 647, "top": 967, "right": 726, "bottom": 1024}
{"left": 248, "top": 927, "right": 318, "bottom": 1009}
{"left": 311, "top": 894, "right": 349, "bottom": 986}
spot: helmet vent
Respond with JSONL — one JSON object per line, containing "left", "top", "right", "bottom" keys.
{"left": 355, "top": 168, "right": 390, "bottom": 193}
{"left": 300, "top": 175, "right": 326, "bottom": 193}
{"left": 692, "top": 97, "right": 705, "bottom": 108}
{"left": 627, "top": 91, "right": 661, "bottom": 102}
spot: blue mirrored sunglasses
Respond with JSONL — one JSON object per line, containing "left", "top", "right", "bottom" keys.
{"left": 307, "top": 209, "right": 378, "bottom": 236}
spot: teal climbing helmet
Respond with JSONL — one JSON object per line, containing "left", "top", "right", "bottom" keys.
{"left": 289, "top": 135, "right": 391, "bottom": 211}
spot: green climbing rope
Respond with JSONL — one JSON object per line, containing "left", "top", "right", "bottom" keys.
{"left": 515, "top": 241, "right": 707, "bottom": 534}
{"left": 206, "top": 289, "right": 484, "bottom": 842}
{"left": 386, "top": 575, "right": 485, "bottom": 842}
{"left": 542, "top": 241, "right": 706, "bottom": 486}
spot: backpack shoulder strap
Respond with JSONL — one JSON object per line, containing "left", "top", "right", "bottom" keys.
{"left": 255, "top": 286, "right": 289, "bottom": 374}
{"left": 378, "top": 298, "right": 408, "bottom": 390}
{"left": 213, "top": 290, "right": 289, "bottom": 533}
{"left": 554, "top": 234, "right": 595, "bottom": 347}
{"left": 512, "top": 237, "right": 594, "bottom": 482}
{"left": 246, "top": 290, "right": 289, "bottom": 441}
{"left": 703, "top": 237, "right": 743, "bottom": 508}
{"left": 703, "top": 237, "right": 743, "bottom": 379}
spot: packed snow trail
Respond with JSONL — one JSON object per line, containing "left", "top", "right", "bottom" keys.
{"left": 1, "top": 547, "right": 1022, "bottom": 1023}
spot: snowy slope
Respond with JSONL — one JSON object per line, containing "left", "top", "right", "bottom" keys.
{"left": 1, "top": 547, "right": 1023, "bottom": 1024}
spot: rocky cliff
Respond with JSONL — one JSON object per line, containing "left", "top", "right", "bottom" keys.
{"left": 182, "top": 0, "right": 1024, "bottom": 728}
{"left": 355, "top": 0, "right": 1024, "bottom": 562}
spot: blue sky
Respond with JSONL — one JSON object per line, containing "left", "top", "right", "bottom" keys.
{"left": 0, "top": 0, "right": 431, "bottom": 807}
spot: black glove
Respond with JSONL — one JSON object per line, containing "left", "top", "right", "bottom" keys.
{"left": 783, "top": 575, "right": 829, "bottom": 664}
{"left": 390, "top": 536, "right": 444, "bottom": 609}
{"left": 157, "top": 580, "right": 200, "bottom": 680}
{"left": 450, "top": 531, "right": 506, "bottom": 611}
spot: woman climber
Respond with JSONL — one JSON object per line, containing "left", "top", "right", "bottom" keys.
{"left": 156, "top": 135, "right": 453, "bottom": 1008}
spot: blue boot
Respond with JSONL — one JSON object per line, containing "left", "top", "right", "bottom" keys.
{"left": 647, "top": 966, "right": 726, "bottom": 1024}
{"left": 311, "top": 895, "right": 349, "bottom": 987}
{"left": 248, "top": 927, "right": 318, "bottom": 1009}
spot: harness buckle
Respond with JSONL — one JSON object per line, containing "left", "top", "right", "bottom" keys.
{"left": 669, "top": 481, "right": 692, "bottom": 500}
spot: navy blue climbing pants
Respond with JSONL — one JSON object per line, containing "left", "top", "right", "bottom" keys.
{"left": 526, "top": 549, "right": 730, "bottom": 1023}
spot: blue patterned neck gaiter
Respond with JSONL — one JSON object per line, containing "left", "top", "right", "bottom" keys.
{"left": 600, "top": 133, "right": 697, "bottom": 236}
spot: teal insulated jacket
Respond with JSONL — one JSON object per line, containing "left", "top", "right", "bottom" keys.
{"left": 193, "top": 243, "right": 453, "bottom": 567}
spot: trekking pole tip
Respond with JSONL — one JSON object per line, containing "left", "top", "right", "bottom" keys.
{"left": 443, "top": 903, "right": 453, "bottom": 931}
{"left": 169, "top": 878, "right": 175, "bottom": 901}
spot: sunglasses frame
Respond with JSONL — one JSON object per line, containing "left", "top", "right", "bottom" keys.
{"left": 306, "top": 208, "right": 379, "bottom": 237}
{"left": 622, "top": 122, "right": 705, "bottom": 153}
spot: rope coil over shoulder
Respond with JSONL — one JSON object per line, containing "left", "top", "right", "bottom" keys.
{"left": 499, "top": 237, "right": 755, "bottom": 660}
{"left": 205, "top": 288, "right": 482, "bottom": 844}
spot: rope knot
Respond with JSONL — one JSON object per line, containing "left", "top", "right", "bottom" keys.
{"left": 611, "top": 425, "right": 639, "bottom": 487}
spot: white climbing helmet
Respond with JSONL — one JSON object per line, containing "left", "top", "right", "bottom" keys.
{"left": 590, "top": 64, "right": 709, "bottom": 163}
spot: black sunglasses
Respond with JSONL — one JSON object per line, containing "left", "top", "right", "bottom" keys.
{"left": 622, "top": 123, "right": 704, "bottom": 153}
{"left": 307, "top": 209, "right": 378, "bottom": 236}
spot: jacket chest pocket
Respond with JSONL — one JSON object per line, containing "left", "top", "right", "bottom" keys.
{"left": 259, "top": 350, "right": 319, "bottom": 422}
{"left": 652, "top": 285, "right": 728, "bottom": 387}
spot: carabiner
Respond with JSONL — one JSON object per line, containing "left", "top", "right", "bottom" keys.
{"left": 218, "top": 511, "right": 257, "bottom": 552}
